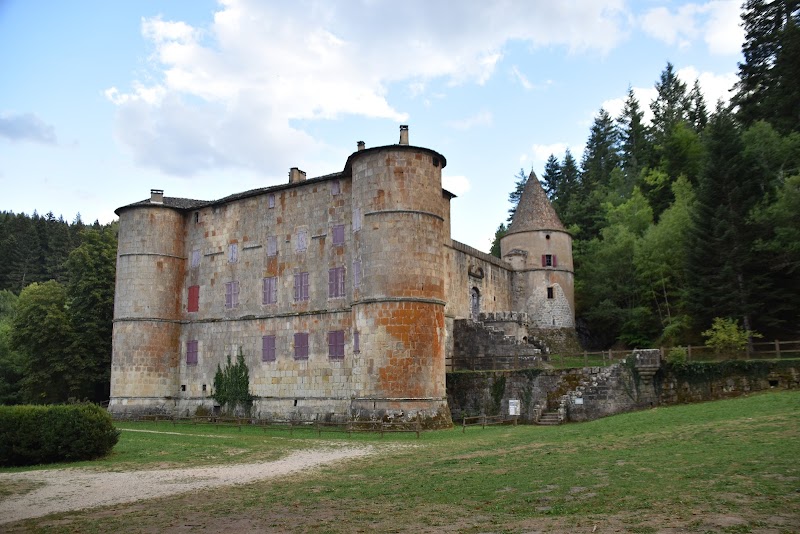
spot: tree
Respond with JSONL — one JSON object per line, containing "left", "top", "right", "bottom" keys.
{"left": 507, "top": 168, "right": 528, "bottom": 222}
{"left": 734, "top": 0, "right": 800, "bottom": 133}
{"left": 618, "top": 86, "right": 651, "bottom": 177}
{"left": 684, "top": 104, "right": 766, "bottom": 338}
{"left": 650, "top": 62, "right": 689, "bottom": 148}
{"left": 65, "top": 226, "right": 117, "bottom": 402}
{"left": 10, "top": 281, "right": 75, "bottom": 403}
{"left": 0, "top": 290, "right": 23, "bottom": 404}
{"left": 212, "top": 350, "right": 253, "bottom": 416}
{"left": 541, "top": 154, "right": 562, "bottom": 200}
{"left": 686, "top": 79, "right": 709, "bottom": 133}
{"left": 489, "top": 223, "right": 507, "bottom": 258}
{"left": 702, "top": 317, "right": 762, "bottom": 354}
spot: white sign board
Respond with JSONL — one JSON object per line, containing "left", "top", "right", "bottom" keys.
{"left": 574, "top": 397, "right": 584, "bottom": 405}
{"left": 508, "top": 399, "right": 520, "bottom": 416}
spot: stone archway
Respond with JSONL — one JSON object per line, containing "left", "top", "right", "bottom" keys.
{"left": 470, "top": 287, "right": 480, "bottom": 321}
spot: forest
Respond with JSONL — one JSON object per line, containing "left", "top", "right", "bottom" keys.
{"left": 491, "top": 0, "right": 800, "bottom": 349}
{"left": 0, "top": 1, "right": 797, "bottom": 404}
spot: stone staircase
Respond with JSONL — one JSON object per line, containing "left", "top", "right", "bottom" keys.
{"left": 535, "top": 411, "right": 562, "bottom": 426}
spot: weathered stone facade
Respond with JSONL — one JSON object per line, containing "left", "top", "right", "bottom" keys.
{"left": 109, "top": 127, "right": 576, "bottom": 426}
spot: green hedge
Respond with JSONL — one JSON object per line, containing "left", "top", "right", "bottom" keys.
{"left": 0, "top": 403, "right": 120, "bottom": 467}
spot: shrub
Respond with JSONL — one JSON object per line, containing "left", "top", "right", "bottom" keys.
{"left": 702, "top": 317, "right": 762, "bottom": 354}
{"left": 667, "top": 346, "right": 688, "bottom": 365}
{"left": 0, "top": 403, "right": 120, "bottom": 467}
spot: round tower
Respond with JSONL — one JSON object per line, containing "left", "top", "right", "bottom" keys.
{"left": 109, "top": 190, "right": 185, "bottom": 416}
{"left": 347, "top": 126, "right": 452, "bottom": 428}
{"left": 500, "top": 173, "right": 575, "bottom": 330}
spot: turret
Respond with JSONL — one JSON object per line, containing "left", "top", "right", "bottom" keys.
{"left": 108, "top": 193, "right": 186, "bottom": 416}
{"left": 347, "top": 126, "right": 452, "bottom": 427}
{"left": 500, "top": 172, "right": 575, "bottom": 329}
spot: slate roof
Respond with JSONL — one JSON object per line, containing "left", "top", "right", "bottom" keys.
{"left": 506, "top": 171, "right": 566, "bottom": 234}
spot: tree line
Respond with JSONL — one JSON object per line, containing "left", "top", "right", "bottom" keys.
{"left": 493, "top": 0, "right": 800, "bottom": 349}
{"left": 0, "top": 211, "right": 117, "bottom": 404}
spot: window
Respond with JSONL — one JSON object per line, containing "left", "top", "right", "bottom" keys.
{"left": 225, "top": 281, "right": 239, "bottom": 308}
{"left": 294, "top": 332, "right": 309, "bottom": 360}
{"left": 332, "top": 224, "right": 345, "bottom": 246}
{"left": 296, "top": 229, "right": 308, "bottom": 253}
{"left": 328, "top": 330, "right": 345, "bottom": 359}
{"left": 187, "top": 340, "right": 198, "bottom": 365}
{"left": 353, "top": 330, "right": 360, "bottom": 353}
{"left": 228, "top": 243, "right": 239, "bottom": 263}
{"left": 268, "top": 193, "right": 275, "bottom": 208}
{"left": 331, "top": 179, "right": 341, "bottom": 195}
{"left": 190, "top": 249, "right": 201, "bottom": 268}
{"left": 188, "top": 285, "right": 200, "bottom": 312}
{"left": 262, "top": 277, "right": 277, "bottom": 305}
{"left": 266, "top": 235, "right": 278, "bottom": 257}
{"left": 353, "top": 260, "right": 362, "bottom": 289}
{"left": 262, "top": 335, "right": 276, "bottom": 362}
{"left": 352, "top": 207, "right": 362, "bottom": 232}
{"left": 542, "top": 254, "right": 557, "bottom": 267}
{"left": 329, "top": 266, "right": 345, "bottom": 298}
{"left": 547, "top": 287, "right": 554, "bottom": 299}
{"left": 193, "top": 211, "right": 200, "bottom": 224}
{"left": 294, "top": 272, "right": 309, "bottom": 301}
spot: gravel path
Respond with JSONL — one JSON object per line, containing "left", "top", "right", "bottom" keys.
{"left": 0, "top": 444, "right": 375, "bottom": 524}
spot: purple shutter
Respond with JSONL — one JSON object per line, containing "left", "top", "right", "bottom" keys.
{"left": 353, "top": 330, "right": 360, "bottom": 353}
{"left": 553, "top": 255, "right": 558, "bottom": 267}
{"left": 302, "top": 272, "right": 309, "bottom": 300}
{"left": 329, "top": 268, "right": 335, "bottom": 297}
{"left": 541, "top": 255, "right": 546, "bottom": 267}
{"left": 294, "top": 274, "right": 300, "bottom": 301}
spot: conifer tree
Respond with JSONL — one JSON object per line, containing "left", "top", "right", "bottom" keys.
{"left": 541, "top": 154, "right": 562, "bottom": 200}
{"left": 506, "top": 168, "right": 528, "bottom": 222}
{"left": 618, "top": 86, "right": 651, "bottom": 178}
{"left": 650, "top": 62, "right": 689, "bottom": 147}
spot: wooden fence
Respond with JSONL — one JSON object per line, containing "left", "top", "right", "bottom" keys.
{"left": 447, "top": 339, "right": 800, "bottom": 372}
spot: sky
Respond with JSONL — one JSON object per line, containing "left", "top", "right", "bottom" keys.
{"left": 0, "top": 0, "right": 744, "bottom": 252}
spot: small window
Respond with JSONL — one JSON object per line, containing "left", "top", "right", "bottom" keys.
{"left": 328, "top": 266, "right": 345, "bottom": 298}
{"left": 542, "top": 254, "right": 557, "bottom": 267}
{"left": 352, "top": 207, "right": 362, "bottom": 232}
{"left": 188, "top": 285, "right": 200, "bottom": 313}
{"left": 266, "top": 235, "right": 278, "bottom": 257}
{"left": 332, "top": 224, "right": 345, "bottom": 246}
{"left": 294, "top": 332, "right": 309, "bottom": 360}
{"left": 331, "top": 179, "right": 341, "bottom": 196}
{"left": 268, "top": 193, "right": 275, "bottom": 209}
{"left": 190, "top": 249, "right": 201, "bottom": 268}
{"left": 353, "top": 330, "right": 360, "bottom": 353}
{"left": 547, "top": 287, "right": 554, "bottom": 299}
{"left": 353, "top": 260, "right": 362, "bottom": 289}
{"left": 228, "top": 243, "right": 239, "bottom": 263}
{"left": 193, "top": 211, "right": 200, "bottom": 224}
{"left": 328, "top": 330, "right": 345, "bottom": 360}
{"left": 262, "top": 277, "right": 277, "bottom": 305}
{"left": 296, "top": 229, "right": 308, "bottom": 253}
{"left": 187, "top": 340, "right": 198, "bottom": 365}
{"left": 294, "top": 272, "right": 309, "bottom": 301}
{"left": 225, "top": 281, "right": 240, "bottom": 308}
{"left": 262, "top": 335, "right": 276, "bottom": 362}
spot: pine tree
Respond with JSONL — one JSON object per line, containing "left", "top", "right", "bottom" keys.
{"left": 734, "top": 0, "right": 800, "bottom": 133}
{"left": 507, "top": 168, "right": 528, "bottom": 222}
{"left": 618, "top": 86, "right": 651, "bottom": 178}
{"left": 541, "top": 154, "right": 562, "bottom": 200}
{"left": 686, "top": 79, "right": 709, "bottom": 133}
{"left": 576, "top": 109, "right": 621, "bottom": 239}
{"left": 650, "top": 62, "right": 689, "bottom": 149}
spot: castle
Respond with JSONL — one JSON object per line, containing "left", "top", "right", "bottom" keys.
{"left": 109, "top": 126, "right": 575, "bottom": 427}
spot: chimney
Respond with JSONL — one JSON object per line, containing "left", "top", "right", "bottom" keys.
{"left": 150, "top": 189, "right": 164, "bottom": 204}
{"left": 357, "top": 140, "right": 365, "bottom": 151}
{"left": 289, "top": 167, "right": 307, "bottom": 184}
{"left": 399, "top": 125, "right": 409, "bottom": 145}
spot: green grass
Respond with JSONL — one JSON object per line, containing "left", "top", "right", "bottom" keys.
{"left": 2, "top": 391, "right": 798, "bottom": 533}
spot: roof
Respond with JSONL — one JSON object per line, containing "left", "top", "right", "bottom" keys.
{"left": 115, "top": 143, "right": 448, "bottom": 216}
{"left": 505, "top": 171, "right": 566, "bottom": 234}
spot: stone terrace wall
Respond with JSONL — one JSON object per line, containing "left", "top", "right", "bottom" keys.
{"left": 447, "top": 360, "right": 800, "bottom": 423}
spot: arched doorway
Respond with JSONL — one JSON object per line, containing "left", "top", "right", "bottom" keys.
{"left": 470, "top": 287, "right": 480, "bottom": 321}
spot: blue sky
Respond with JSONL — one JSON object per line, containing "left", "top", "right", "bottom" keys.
{"left": 0, "top": 0, "right": 743, "bottom": 251}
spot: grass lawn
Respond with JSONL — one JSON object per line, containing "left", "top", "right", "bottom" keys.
{"left": 2, "top": 391, "right": 798, "bottom": 533}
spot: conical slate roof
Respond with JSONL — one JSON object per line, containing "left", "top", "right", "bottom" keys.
{"left": 506, "top": 171, "right": 566, "bottom": 234}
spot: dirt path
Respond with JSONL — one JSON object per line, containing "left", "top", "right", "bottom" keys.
{"left": 0, "top": 444, "right": 375, "bottom": 525}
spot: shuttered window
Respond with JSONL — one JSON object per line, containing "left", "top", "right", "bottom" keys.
{"left": 225, "top": 281, "right": 239, "bottom": 308}
{"left": 328, "top": 330, "right": 345, "bottom": 359}
{"left": 294, "top": 272, "right": 309, "bottom": 301}
{"left": 266, "top": 235, "right": 278, "bottom": 257}
{"left": 332, "top": 224, "right": 345, "bottom": 246}
{"left": 262, "top": 335, "right": 276, "bottom": 362}
{"left": 294, "top": 332, "right": 309, "bottom": 360}
{"left": 186, "top": 340, "right": 198, "bottom": 365}
{"left": 329, "top": 267, "right": 345, "bottom": 298}
{"left": 262, "top": 277, "right": 277, "bottom": 305}
{"left": 188, "top": 285, "right": 199, "bottom": 312}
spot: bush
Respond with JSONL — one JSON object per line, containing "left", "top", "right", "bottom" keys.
{"left": 0, "top": 403, "right": 120, "bottom": 467}
{"left": 702, "top": 317, "right": 762, "bottom": 354}
{"left": 666, "top": 346, "right": 688, "bottom": 364}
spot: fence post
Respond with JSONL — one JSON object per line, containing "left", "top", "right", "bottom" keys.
{"left": 775, "top": 339, "right": 781, "bottom": 359}
{"left": 687, "top": 344, "right": 692, "bottom": 361}
{"left": 462, "top": 417, "right": 466, "bottom": 433}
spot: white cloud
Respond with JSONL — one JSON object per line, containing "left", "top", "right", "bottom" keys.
{"left": 447, "top": 111, "right": 493, "bottom": 130}
{"left": 602, "top": 86, "right": 658, "bottom": 123}
{"left": 676, "top": 66, "right": 737, "bottom": 106}
{"left": 107, "top": 0, "right": 631, "bottom": 177}
{"left": 442, "top": 175, "right": 472, "bottom": 196}
{"left": 527, "top": 143, "right": 584, "bottom": 168}
{"left": 640, "top": 2, "right": 743, "bottom": 55}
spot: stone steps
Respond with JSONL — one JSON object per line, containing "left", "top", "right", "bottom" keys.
{"left": 536, "top": 412, "right": 561, "bottom": 425}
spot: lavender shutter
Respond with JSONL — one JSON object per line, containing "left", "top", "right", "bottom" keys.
{"left": 553, "top": 255, "right": 558, "bottom": 267}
